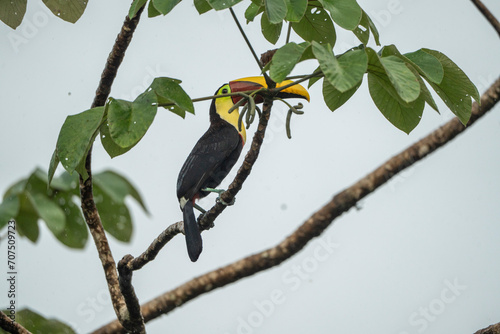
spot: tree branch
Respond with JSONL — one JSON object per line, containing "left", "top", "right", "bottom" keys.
{"left": 475, "top": 323, "right": 500, "bottom": 334}
{"left": 0, "top": 311, "right": 31, "bottom": 334}
{"left": 93, "top": 76, "right": 500, "bottom": 334}
{"left": 80, "top": 3, "right": 145, "bottom": 330}
{"left": 117, "top": 256, "right": 145, "bottom": 333}
{"left": 470, "top": 0, "right": 500, "bottom": 37}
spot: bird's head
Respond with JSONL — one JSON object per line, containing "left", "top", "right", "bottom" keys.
{"left": 211, "top": 77, "right": 310, "bottom": 145}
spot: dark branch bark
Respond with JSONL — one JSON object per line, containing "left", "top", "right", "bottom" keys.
{"left": 475, "top": 323, "right": 500, "bottom": 334}
{"left": 470, "top": 0, "right": 500, "bottom": 37}
{"left": 129, "top": 222, "right": 184, "bottom": 271}
{"left": 118, "top": 256, "right": 145, "bottom": 333}
{"left": 80, "top": 3, "right": 145, "bottom": 330}
{"left": 0, "top": 311, "right": 31, "bottom": 334}
{"left": 92, "top": 74, "right": 500, "bottom": 334}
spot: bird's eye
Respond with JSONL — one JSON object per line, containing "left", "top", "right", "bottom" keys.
{"left": 221, "top": 87, "right": 229, "bottom": 94}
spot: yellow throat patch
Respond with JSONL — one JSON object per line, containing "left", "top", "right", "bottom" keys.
{"left": 215, "top": 84, "right": 246, "bottom": 144}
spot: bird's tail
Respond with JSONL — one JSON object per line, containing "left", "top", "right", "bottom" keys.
{"left": 183, "top": 200, "right": 203, "bottom": 262}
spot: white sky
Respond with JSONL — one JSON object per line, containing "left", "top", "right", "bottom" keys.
{"left": 1, "top": 0, "right": 500, "bottom": 333}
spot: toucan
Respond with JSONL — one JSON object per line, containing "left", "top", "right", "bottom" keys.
{"left": 177, "top": 76, "right": 310, "bottom": 262}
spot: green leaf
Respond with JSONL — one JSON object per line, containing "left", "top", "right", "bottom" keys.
{"left": 265, "top": 0, "right": 287, "bottom": 24}
{"left": 319, "top": 0, "right": 361, "bottom": 30}
{"left": 152, "top": 0, "right": 181, "bottom": 15}
{"left": 261, "top": 12, "right": 282, "bottom": 44}
{"left": 129, "top": 0, "right": 147, "bottom": 18}
{"left": 53, "top": 193, "right": 88, "bottom": 249}
{"left": 0, "top": 0, "right": 27, "bottom": 29}
{"left": 4, "top": 179, "right": 26, "bottom": 199}
{"left": 0, "top": 196, "right": 19, "bottom": 229}
{"left": 365, "top": 11, "right": 380, "bottom": 46}
{"left": 245, "top": 2, "right": 263, "bottom": 21}
{"left": 352, "top": 10, "right": 369, "bottom": 45}
{"left": 56, "top": 107, "right": 105, "bottom": 175}
{"left": 148, "top": 0, "right": 162, "bottom": 17}
{"left": 208, "top": 0, "right": 244, "bottom": 10}
{"left": 312, "top": 42, "right": 366, "bottom": 92}
{"left": 379, "top": 45, "right": 437, "bottom": 111}
{"left": 368, "top": 73, "right": 424, "bottom": 134}
{"left": 49, "top": 171, "right": 79, "bottom": 194}
{"left": 404, "top": 49, "right": 444, "bottom": 84}
{"left": 323, "top": 78, "right": 361, "bottom": 112}
{"left": 194, "top": 0, "right": 213, "bottom": 14}
{"left": 285, "top": 0, "right": 307, "bottom": 22}
{"left": 94, "top": 185, "right": 133, "bottom": 242}
{"left": 28, "top": 192, "right": 66, "bottom": 236}
{"left": 26, "top": 168, "right": 50, "bottom": 197}
{"left": 406, "top": 63, "right": 439, "bottom": 113}
{"left": 380, "top": 56, "right": 420, "bottom": 103}
{"left": 2, "top": 309, "right": 76, "bottom": 334}
{"left": 15, "top": 193, "right": 40, "bottom": 242}
{"left": 108, "top": 91, "right": 157, "bottom": 148}
{"left": 366, "top": 48, "right": 424, "bottom": 133}
{"left": 42, "top": 0, "right": 88, "bottom": 23}
{"left": 100, "top": 122, "right": 136, "bottom": 158}
{"left": 94, "top": 170, "right": 149, "bottom": 214}
{"left": 48, "top": 149, "right": 60, "bottom": 186}
{"left": 270, "top": 42, "right": 309, "bottom": 82}
{"left": 151, "top": 77, "right": 194, "bottom": 118}
{"left": 421, "top": 49, "right": 478, "bottom": 125}
{"left": 308, "top": 73, "right": 322, "bottom": 88}
{"left": 292, "top": 6, "right": 336, "bottom": 46}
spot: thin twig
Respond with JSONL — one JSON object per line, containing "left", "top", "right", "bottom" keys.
{"left": 229, "top": 8, "right": 273, "bottom": 87}
{"left": 92, "top": 76, "right": 500, "bottom": 334}
{"left": 129, "top": 222, "right": 184, "bottom": 271}
{"left": 470, "top": 0, "right": 500, "bottom": 37}
{"left": 229, "top": 8, "right": 263, "bottom": 71}
{"left": 286, "top": 22, "right": 292, "bottom": 44}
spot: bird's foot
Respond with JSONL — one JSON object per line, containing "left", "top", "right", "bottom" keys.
{"left": 216, "top": 196, "right": 235, "bottom": 206}
{"left": 202, "top": 187, "right": 225, "bottom": 195}
{"left": 202, "top": 187, "right": 235, "bottom": 206}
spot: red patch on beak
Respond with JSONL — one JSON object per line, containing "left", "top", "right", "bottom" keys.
{"left": 229, "top": 81, "right": 265, "bottom": 105}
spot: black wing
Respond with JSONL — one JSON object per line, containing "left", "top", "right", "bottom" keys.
{"left": 177, "top": 124, "right": 242, "bottom": 201}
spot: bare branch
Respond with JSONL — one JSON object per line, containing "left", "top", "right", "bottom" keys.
{"left": 93, "top": 76, "right": 500, "bottom": 334}
{"left": 470, "top": 0, "right": 500, "bottom": 37}
{"left": 117, "top": 256, "right": 145, "bottom": 333}
{"left": 475, "top": 322, "right": 500, "bottom": 334}
{"left": 0, "top": 311, "right": 31, "bottom": 334}
{"left": 129, "top": 222, "right": 184, "bottom": 271}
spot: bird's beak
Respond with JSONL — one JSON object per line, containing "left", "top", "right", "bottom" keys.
{"left": 229, "top": 76, "right": 310, "bottom": 104}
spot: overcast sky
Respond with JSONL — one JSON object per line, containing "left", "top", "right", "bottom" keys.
{"left": 1, "top": 0, "right": 500, "bottom": 333}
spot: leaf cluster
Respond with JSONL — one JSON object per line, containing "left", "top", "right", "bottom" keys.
{"left": 0, "top": 168, "right": 147, "bottom": 247}
{"left": 128, "top": 0, "right": 480, "bottom": 134}
{"left": 0, "top": 0, "right": 88, "bottom": 29}
{"left": 48, "top": 77, "right": 193, "bottom": 183}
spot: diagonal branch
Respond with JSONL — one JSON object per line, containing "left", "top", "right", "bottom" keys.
{"left": 92, "top": 74, "right": 500, "bottom": 334}
{"left": 0, "top": 311, "right": 31, "bottom": 334}
{"left": 470, "top": 0, "right": 500, "bottom": 37}
{"left": 80, "top": 3, "right": 145, "bottom": 329}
